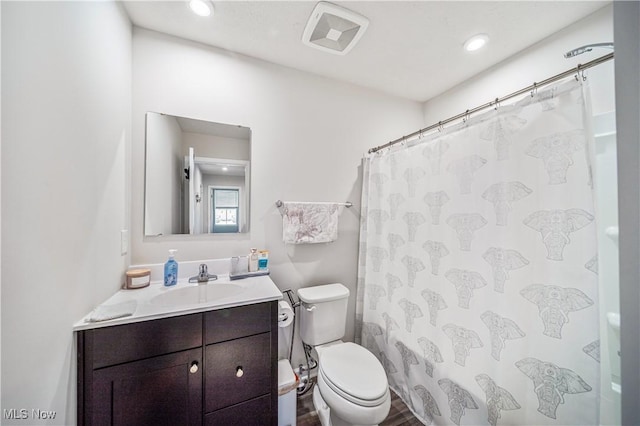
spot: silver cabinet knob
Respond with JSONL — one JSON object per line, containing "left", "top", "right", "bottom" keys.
{"left": 236, "top": 366, "right": 244, "bottom": 378}
{"left": 190, "top": 361, "right": 199, "bottom": 374}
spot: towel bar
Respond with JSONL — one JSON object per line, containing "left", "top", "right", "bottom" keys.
{"left": 275, "top": 200, "right": 352, "bottom": 208}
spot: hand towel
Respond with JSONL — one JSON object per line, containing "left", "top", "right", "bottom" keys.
{"left": 282, "top": 202, "right": 341, "bottom": 244}
{"left": 86, "top": 300, "right": 137, "bottom": 322}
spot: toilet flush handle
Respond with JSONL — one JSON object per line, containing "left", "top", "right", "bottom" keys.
{"left": 303, "top": 303, "right": 316, "bottom": 312}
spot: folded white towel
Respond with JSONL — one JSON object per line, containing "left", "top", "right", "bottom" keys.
{"left": 282, "top": 202, "right": 341, "bottom": 244}
{"left": 86, "top": 300, "right": 137, "bottom": 322}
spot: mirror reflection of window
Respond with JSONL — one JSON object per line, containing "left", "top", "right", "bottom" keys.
{"left": 212, "top": 188, "right": 240, "bottom": 233}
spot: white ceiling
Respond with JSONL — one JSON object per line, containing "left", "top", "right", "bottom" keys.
{"left": 122, "top": 1, "right": 609, "bottom": 102}
{"left": 197, "top": 161, "right": 246, "bottom": 177}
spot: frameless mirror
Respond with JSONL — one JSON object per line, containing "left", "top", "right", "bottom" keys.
{"left": 144, "top": 112, "right": 251, "bottom": 236}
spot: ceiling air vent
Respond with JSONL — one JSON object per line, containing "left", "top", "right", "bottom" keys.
{"left": 302, "top": 2, "right": 369, "bottom": 55}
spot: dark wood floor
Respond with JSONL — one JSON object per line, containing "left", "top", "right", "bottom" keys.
{"left": 296, "top": 379, "right": 423, "bottom": 426}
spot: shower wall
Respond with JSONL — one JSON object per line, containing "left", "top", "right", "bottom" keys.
{"left": 592, "top": 110, "right": 620, "bottom": 424}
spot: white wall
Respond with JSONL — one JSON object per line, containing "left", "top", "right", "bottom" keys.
{"left": 1, "top": 2, "right": 131, "bottom": 424}
{"left": 182, "top": 132, "right": 250, "bottom": 161}
{"left": 421, "top": 5, "right": 619, "bottom": 424}
{"left": 131, "top": 28, "right": 423, "bottom": 364}
{"left": 145, "top": 113, "right": 182, "bottom": 236}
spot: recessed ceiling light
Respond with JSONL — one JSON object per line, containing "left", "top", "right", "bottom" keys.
{"left": 189, "top": 0, "right": 213, "bottom": 17}
{"left": 222, "top": 166, "right": 228, "bottom": 171}
{"left": 464, "top": 34, "right": 489, "bottom": 52}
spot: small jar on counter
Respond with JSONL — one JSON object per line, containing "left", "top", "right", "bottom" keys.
{"left": 124, "top": 268, "right": 151, "bottom": 289}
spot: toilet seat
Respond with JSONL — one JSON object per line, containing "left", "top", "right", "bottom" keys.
{"left": 317, "top": 342, "right": 389, "bottom": 407}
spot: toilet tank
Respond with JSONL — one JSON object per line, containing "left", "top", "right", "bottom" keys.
{"left": 297, "top": 283, "right": 350, "bottom": 346}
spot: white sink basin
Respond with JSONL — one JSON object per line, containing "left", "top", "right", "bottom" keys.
{"left": 150, "top": 283, "right": 245, "bottom": 307}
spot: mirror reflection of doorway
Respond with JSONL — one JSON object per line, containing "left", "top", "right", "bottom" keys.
{"left": 211, "top": 188, "right": 240, "bottom": 233}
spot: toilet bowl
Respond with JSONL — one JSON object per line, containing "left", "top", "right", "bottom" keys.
{"left": 314, "top": 342, "right": 390, "bottom": 426}
{"left": 297, "top": 284, "right": 391, "bottom": 426}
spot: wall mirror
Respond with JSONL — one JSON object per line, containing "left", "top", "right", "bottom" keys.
{"left": 144, "top": 112, "right": 251, "bottom": 236}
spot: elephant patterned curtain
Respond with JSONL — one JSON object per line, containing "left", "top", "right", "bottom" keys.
{"left": 356, "top": 79, "right": 599, "bottom": 426}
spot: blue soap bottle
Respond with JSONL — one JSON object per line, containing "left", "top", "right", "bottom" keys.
{"left": 164, "top": 249, "right": 178, "bottom": 286}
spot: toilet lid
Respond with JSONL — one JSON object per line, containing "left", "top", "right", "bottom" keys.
{"left": 318, "top": 342, "right": 388, "bottom": 407}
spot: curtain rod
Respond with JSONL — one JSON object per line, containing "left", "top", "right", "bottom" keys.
{"left": 275, "top": 200, "right": 353, "bottom": 208}
{"left": 369, "top": 52, "right": 614, "bottom": 154}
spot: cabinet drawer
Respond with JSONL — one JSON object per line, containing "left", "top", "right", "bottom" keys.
{"left": 205, "top": 333, "right": 271, "bottom": 412}
{"left": 205, "top": 302, "right": 272, "bottom": 344}
{"left": 204, "top": 395, "right": 271, "bottom": 426}
{"left": 91, "top": 313, "right": 202, "bottom": 368}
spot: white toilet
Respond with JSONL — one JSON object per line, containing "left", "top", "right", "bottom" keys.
{"left": 297, "top": 283, "right": 391, "bottom": 426}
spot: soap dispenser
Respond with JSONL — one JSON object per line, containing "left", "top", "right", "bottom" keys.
{"left": 164, "top": 249, "right": 178, "bottom": 286}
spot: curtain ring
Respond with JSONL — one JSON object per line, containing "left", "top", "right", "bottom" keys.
{"left": 494, "top": 98, "right": 500, "bottom": 110}
{"left": 463, "top": 109, "right": 470, "bottom": 123}
{"left": 438, "top": 121, "right": 443, "bottom": 132}
{"left": 419, "top": 128, "right": 424, "bottom": 139}
{"left": 575, "top": 64, "right": 582, "bottom": 81}
{"left": 581, "top": 70, "right": 587, "bottom": 81}
{"left": 531, "top": 82, "right": 537, "bottom": 97}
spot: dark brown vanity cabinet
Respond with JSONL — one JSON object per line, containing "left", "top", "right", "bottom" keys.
{"left": 77, "top": 302, "right": 278, "bottom": 426}
{"left": 204, "top": 302, "right": 274, "bottom": 425}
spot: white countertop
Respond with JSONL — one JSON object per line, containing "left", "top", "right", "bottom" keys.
{"left": 74, "top": 274, "right": 283, "bottom": 331}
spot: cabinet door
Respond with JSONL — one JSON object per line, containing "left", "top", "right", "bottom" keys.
{"left": 205, "top": 333, "right": 271, "bottom": 413}
{"left": 92, "top": 348, "right": 202, "bottom": 426}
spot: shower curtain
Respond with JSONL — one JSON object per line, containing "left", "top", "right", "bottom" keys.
{"left": 356, "top": 79, "right": 599, "bottom": 426}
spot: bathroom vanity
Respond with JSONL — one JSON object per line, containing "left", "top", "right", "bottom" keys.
{"left": 75, "top": 273, "right": 281, "bottom": 425}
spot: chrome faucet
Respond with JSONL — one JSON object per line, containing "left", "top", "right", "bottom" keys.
{"left": 188, "top": 264, "right": 218, "bottom": 283}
